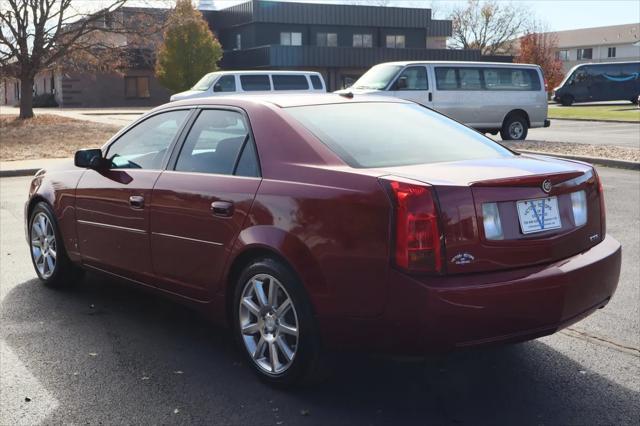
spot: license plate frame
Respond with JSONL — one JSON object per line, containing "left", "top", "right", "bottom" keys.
{"left": 516, "top": 196, "right": 562, "bottom": 234}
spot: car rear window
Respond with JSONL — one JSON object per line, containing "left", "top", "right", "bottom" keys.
{"left": 285, "top": 102, "right": 514, "bottom": 168}
{"left": 273, "top": 75, "right": 309, "bottom": 90}
{"left": 240, "top": 75, "right": 271, "bottom": 91}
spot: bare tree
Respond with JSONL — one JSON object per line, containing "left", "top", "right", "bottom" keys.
{"left": 0, "top": 0, "right": 165, "bottom": 118}
{"left": 449, "top": 0, "right": 530, "bottom": 55}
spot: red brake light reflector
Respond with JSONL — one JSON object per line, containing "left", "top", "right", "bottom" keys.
{"left": 383, "top": 178, "right": 442, "bottom": 273}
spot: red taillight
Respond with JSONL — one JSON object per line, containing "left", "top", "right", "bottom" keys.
{"left": 594, "top": 168, "right": 606, "bottom": 236}
{"left": 382, "top": 177, "right": 442, "bottom": 273}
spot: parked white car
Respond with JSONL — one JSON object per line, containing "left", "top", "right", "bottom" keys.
{"left": 170, "top": 71, "right": 326, "bottom": 101}
{"left": 337, "top": 61, "right": 550, "bottom": 140}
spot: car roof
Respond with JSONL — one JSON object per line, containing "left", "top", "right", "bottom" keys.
{"left": 158, "top": 93, "right": 412, "bottom": 111}
{"left": 376, "top": 61, "right": 541, "bottom": 68}
{"left": 206, "top": 70, "right": 323, "bottom": 76}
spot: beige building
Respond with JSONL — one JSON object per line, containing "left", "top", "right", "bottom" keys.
{"left": 552, "top": 23, "right": 640, "bottom": 72}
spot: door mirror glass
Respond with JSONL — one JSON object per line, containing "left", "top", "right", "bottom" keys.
{"left": 213, "top": 83, "right": 222, "bottom": 92}
{"left": 74, "top": 149, "right": 105, "bottom": 169}
{"left": 396, "top": 76, "right": 408, "bottom": 90}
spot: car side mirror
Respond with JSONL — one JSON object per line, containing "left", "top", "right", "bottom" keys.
{"left": 75, "top": 149, "right": 106, "bottom": 169}
{"left": 395, "top": 77, "right": 408, "bottom": 90}
{"left": 213, "top": 83, "right": 222, "bottom": 92}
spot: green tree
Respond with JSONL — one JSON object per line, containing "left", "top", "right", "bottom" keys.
{"left": 155, "top": 0, "right": 222, "bottom": 93}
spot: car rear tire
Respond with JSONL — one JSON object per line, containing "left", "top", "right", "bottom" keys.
{"left": 500, "top": 114, "right": 529, "bottom": 141}
{"left": 28, "top": 202, "right": 83, "bottom": 288}
{"left": 631, "top": 96, "right": 639, "bottom": 105}
{"left": 560, "top": 95, "right": 574, "bottom": 106}
{"left": 232, "top": 257, "right": 327, "bottom": 387}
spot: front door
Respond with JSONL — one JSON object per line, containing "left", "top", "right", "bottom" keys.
{"left": 149, "top": 108, "right": 262, "bottom": 300}
{"left": 75, "top": 109, "right": 191, "bottom": 282}
{"left": 391, "top": 65, "right": 433, "bottom": 108}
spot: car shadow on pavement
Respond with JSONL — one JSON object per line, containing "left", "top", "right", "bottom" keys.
{"left": 2, "top": 274, "right": 638, "bottom": 425}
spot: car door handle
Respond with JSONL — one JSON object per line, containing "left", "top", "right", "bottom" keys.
{"left": 211, "top": 201, "right": 234, "bottom": 217}
{"left": 129, "top": 195, "right": 145, "bottom": 209}
{"left": 428, "top": 92, "right": 433, "bottom": 102}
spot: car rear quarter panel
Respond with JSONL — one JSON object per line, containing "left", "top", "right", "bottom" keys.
{"left": 224, "top": 103, "right": 393, "bottom": 318}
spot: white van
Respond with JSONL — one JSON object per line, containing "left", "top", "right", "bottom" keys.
{"left": 170, "top": 70, "right": 326, "bottom": 101}
{"left": 338, "top": 61, "right": 550, "bottom": 140}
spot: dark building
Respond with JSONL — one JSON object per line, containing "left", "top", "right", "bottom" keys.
{"left": 204, "top": 0, "right": 508, "bottom": 91}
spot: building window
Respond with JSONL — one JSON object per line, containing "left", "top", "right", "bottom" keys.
{"left": 386, "top": 35, "right": 405, "bottom": 49}
{"left": 577, "top": 48, "right": 593, "bottom": 60}
{"left": 124, "top": 76, "right": 150, "bottom": 98}
{"left": 236, "top": 34, "right": 241, "bottom": 50}
{"left": 607, "top": 47, "right": 616, "bottom": 58}
{"left": 353, "top": 34, "right": 373, "bottom": 48}
{"left": 280, "top": 32, "right": 302, "bottom": 46}
{"left": 557, "top": 49, "right": 569, "bottom": 61}
{"left": 317, "top": 32, "right": 337, "bottom": 47}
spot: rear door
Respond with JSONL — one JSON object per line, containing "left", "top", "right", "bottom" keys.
{"left": 75, "top": 109, "right": 191, "bottom": 282}
{"left": 149, "top": 108, "right": 261, "bottom": 300}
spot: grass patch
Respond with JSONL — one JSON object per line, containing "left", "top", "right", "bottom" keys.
{"left": 548, "top": 104, "right": 640, "bottom": 122}
{"left": 0, "top": 114, "right": 121, "bottom": 161}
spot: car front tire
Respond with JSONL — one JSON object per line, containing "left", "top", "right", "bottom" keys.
{"left": 560, "top": 95, "right": 574, "bottom": 106}
{"left": 28, "top": 202, "right": 83, "bottom": 288}
{"left": 232, "top": 257, "right": 327, "bottom": 386}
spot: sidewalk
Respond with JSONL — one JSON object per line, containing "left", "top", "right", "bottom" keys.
{"left": 0, "top": 158, "right": 72, "bottom": 177}
{"left": 0, "top": 106, "right": 146, "bottom": 127}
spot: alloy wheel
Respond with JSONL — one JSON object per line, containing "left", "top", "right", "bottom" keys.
{"left": 509, "top": 121, "right": 524, "bottom": 139}
{"left": 239, "top": 273, "right": 299, "bottom": 375}
{"left": 31, "top": 212, "right": 57, "bottom": 279}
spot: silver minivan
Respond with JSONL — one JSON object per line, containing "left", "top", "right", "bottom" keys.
{"left": 171, "top": 70, "right": 326, "bottom": 101}
{"left": 339, "top": 61, "right": 550, "bottom": 140}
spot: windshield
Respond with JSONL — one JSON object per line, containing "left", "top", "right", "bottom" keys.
{"left": 286, "top": 102, "right": 514, "bottom": 168}
{"left": 351, "top": 64, "right": 403, "bottom": 90}
{"left": 558, "top": 65, "right": 582, "bottom": 87}
{"left": 191, "top": 73, "right": 219, "bottom": 91}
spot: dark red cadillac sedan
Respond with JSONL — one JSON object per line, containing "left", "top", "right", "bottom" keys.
{"left": 25, "top": 94, "right": 621, "bottom": 385}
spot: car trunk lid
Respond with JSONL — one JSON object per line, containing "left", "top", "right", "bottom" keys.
{"left": 379, "top": 155, "right": 603, "bottom": 274}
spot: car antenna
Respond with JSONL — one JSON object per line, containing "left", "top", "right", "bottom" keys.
{"left": 338, "top": 91, "right": 354, "bottom": 99}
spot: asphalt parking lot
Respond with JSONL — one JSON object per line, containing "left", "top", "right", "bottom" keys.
{"left": 1, "top": 167, "right": 638, "bottom": 425}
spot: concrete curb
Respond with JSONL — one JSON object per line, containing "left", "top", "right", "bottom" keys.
{"left": 0, "top": 168, "right": 40, "bottom": 178}
{"left": 519, "top": 150, "right": 640, "bottom": 171}
{"left": 549, "top": 117, "right": 640, "bottom": 124}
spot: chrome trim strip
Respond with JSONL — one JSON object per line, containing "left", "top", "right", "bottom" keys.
{"left": 77, "top": 219, "right": 147, "bottom": 234}
{"left": 152, "top": 232, "right": 223, "bottom": 246}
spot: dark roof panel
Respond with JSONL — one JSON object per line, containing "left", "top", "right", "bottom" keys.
{"left": 212, "top": 0, "right": 434, "bottom": 29}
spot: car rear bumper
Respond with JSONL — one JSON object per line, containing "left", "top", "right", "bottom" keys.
{"left": 321, "top": 235, "right": 621, "bottom": 353}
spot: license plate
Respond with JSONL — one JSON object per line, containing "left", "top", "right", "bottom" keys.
{"left": 516, "top": 196, "right": 562, "bottom": 234}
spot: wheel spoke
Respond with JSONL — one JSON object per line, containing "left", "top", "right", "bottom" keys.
{"left": 242, "top": 297, "right": 260, "bottom": 316}
{"left": 276, "top": 336, "right": 294, "bottom": 362}
{"left": 268, "top": 341, "right": 280, "bottom": 372}
{"left": 49, "top": 248, "right": 57, "bottom": 259}
{"left": 253, "top": 280, "right": 268, "bottom": 307}
{"left": 276, "top": 298, "right": 291, "bottom": 317}
{"left": 31, "top": 238, "right": 41, "bottom": 248}
{"left": 267, "top": 279, "right": 278, "bottom": 307}
{"left": 253, "top": 336, "right": 266, "bottom": 360}
{"left": 241, "top": 322, "right": 260, "bottom": 335}
{"left": 45, "top": 254, "right": 55, "bottom": 274}
{"left": 38, "top": 216, "right": 47, "bottom": 237}
{"left": 278, "top": 322, "right": 298, "bottom": 337}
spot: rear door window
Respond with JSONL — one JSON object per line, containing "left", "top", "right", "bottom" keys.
{"left": 175, "top": 109, "right": 254, "bottom": 175}
{"left": 240, "top": 75, "right": 271, "bottom": 91}
{"left": 435, "top": 67, "right": 459, "bottom": 90}
{"left": 272, "top": 75, "right": 309, "bottom": 90}
{"left": 483, "top": 68, "right": 541, "bottom": 91}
